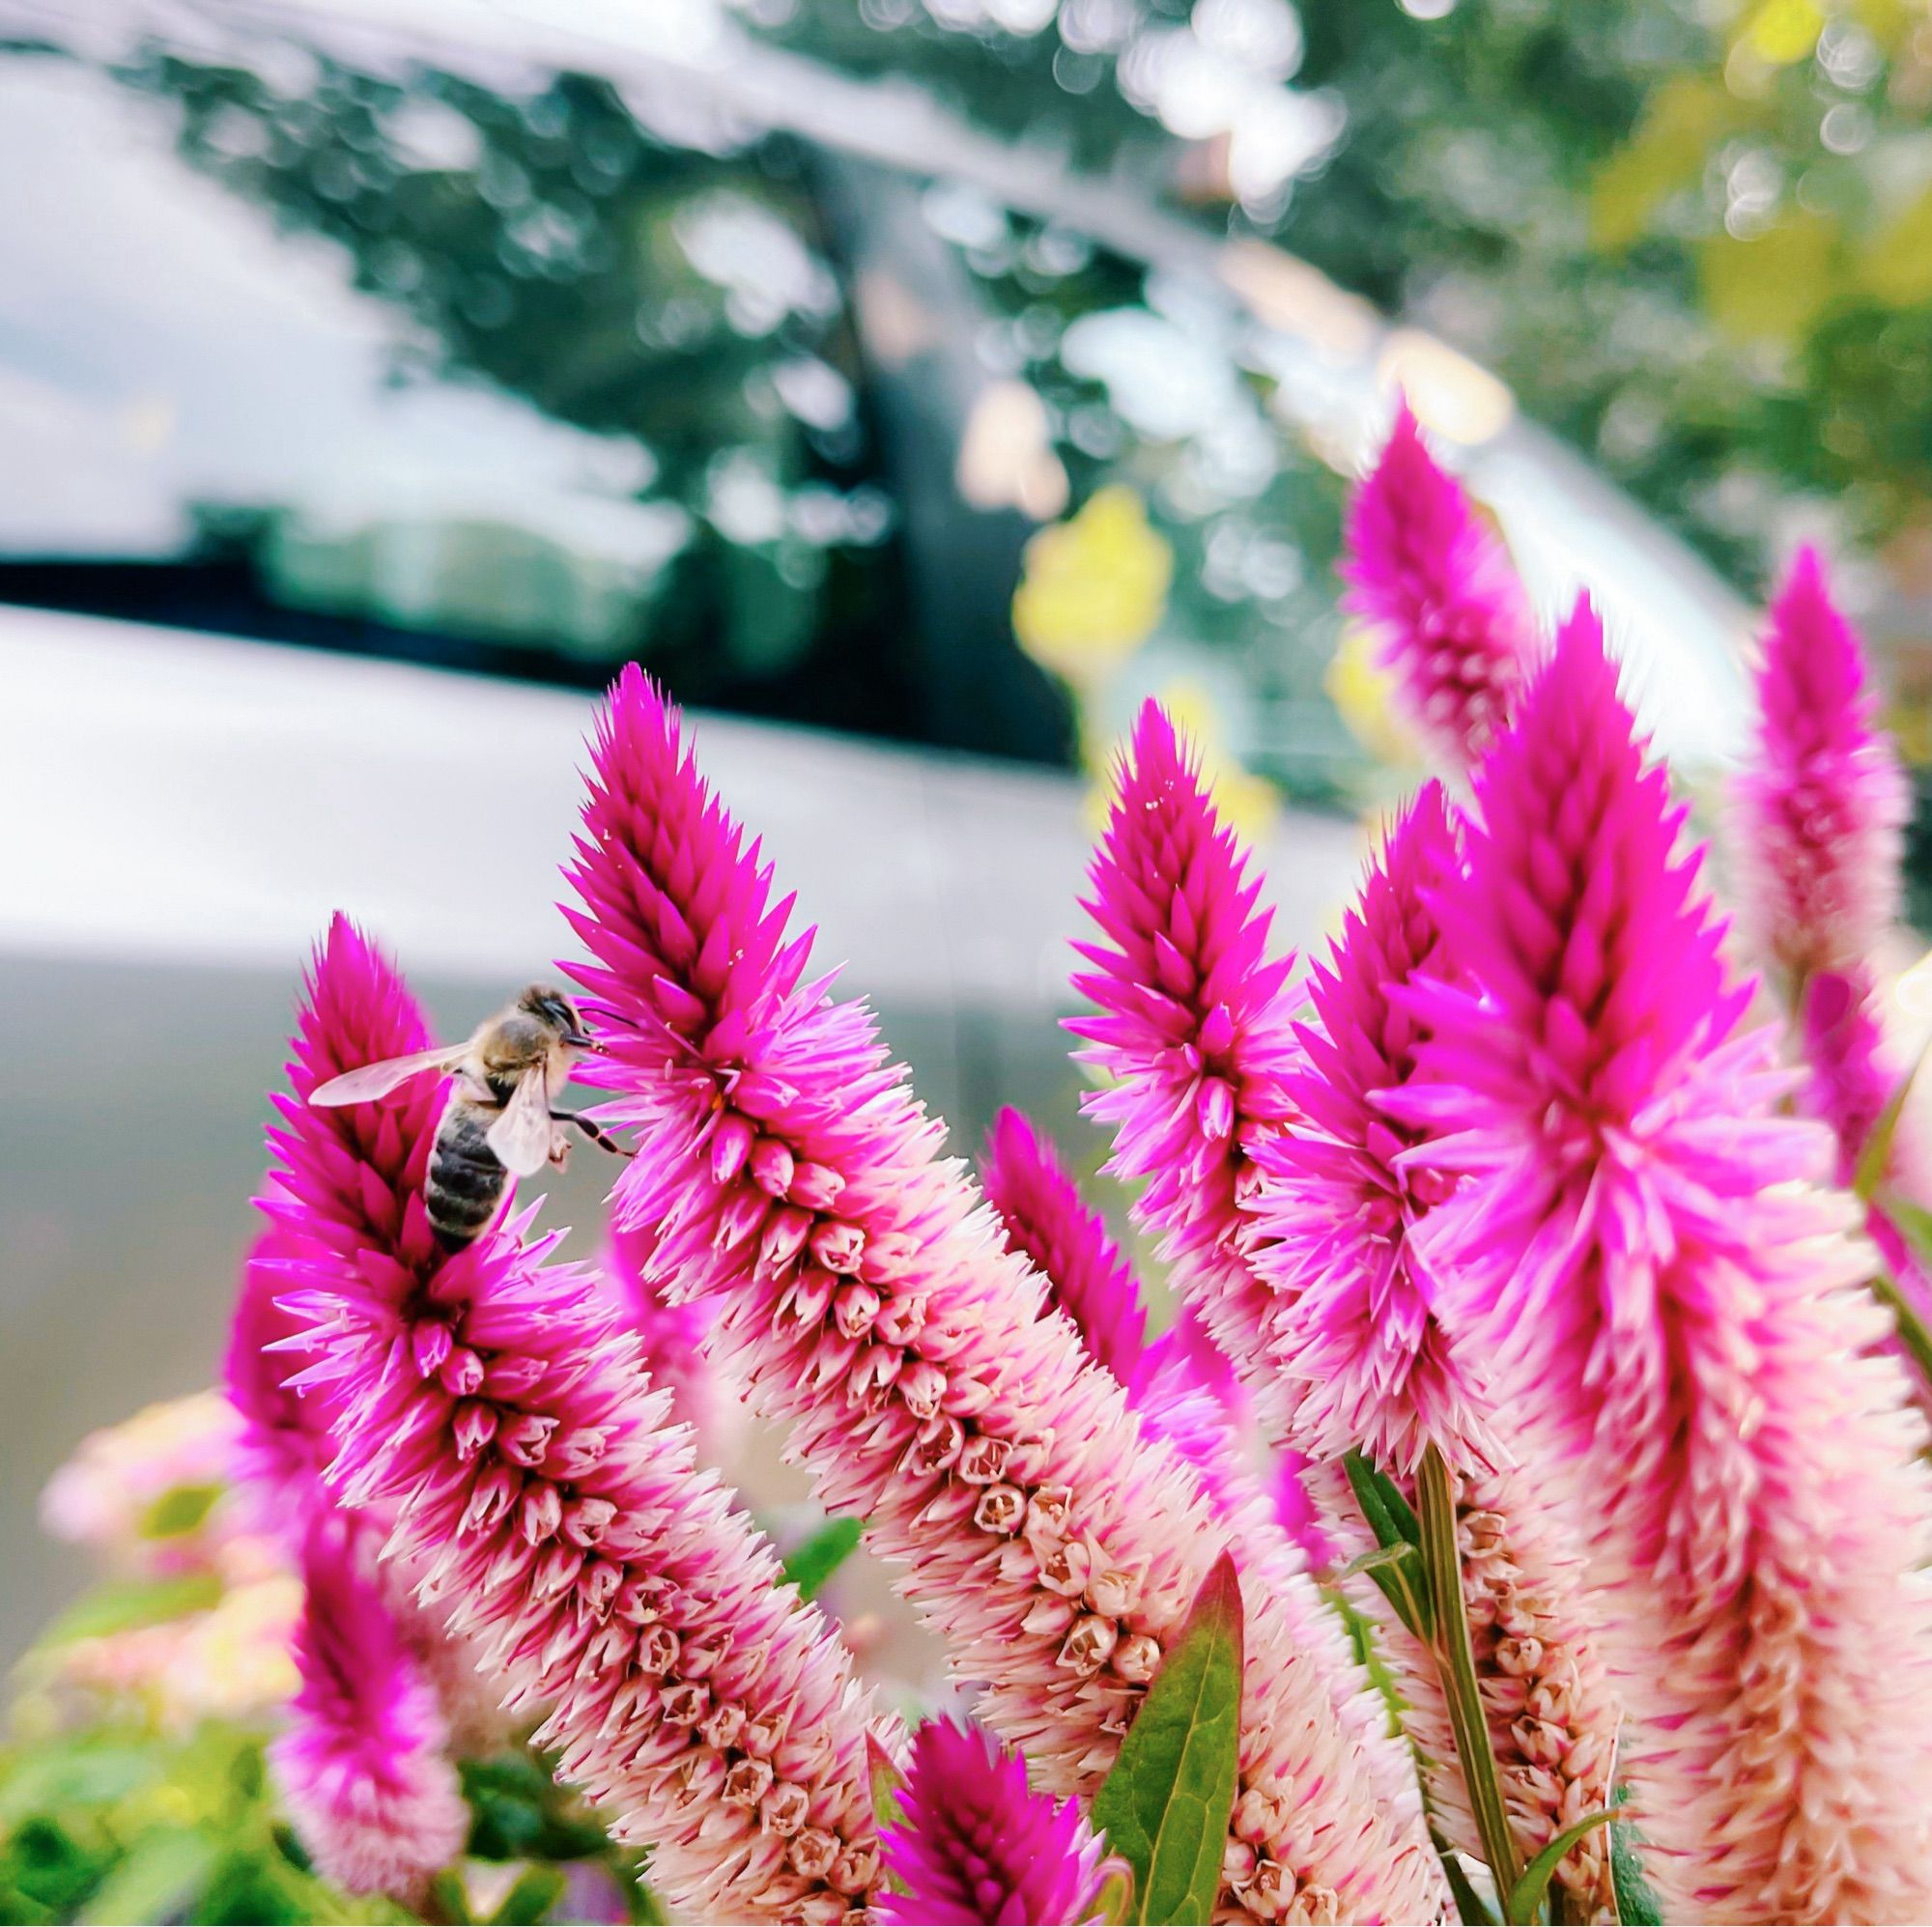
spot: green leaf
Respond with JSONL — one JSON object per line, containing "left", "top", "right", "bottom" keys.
{"left": 1431, "top": 1833, "right": 1496, "bottom": 1927}
{"left": 1092, "top": 1864, "right": 1133, "bottom": 1927}
{"left": 33, "top": 1573, "right": 223, "bottom": 1649}
{"left": 1416, "top": 1447, "right": 1521, "bottom": 1904}
{"left": 1343, "top": 1450, "right": 1420, "bottom": 1546}
{"left": 865, "top": 1736, "right": 904, "bottom": 1839}
{"left": 1092, "top": 1552, "right": 1244, "bottom": 1927}
{"left": 488, "top": 1866, "right": 566, "bottom": 1925}
{"left": 1610, "top": 1788, "right": 1663, "bottom": 1927}
{"left": 0, "top": 1743, "right": 158, "bottom": 1824}
{"left": 1863, "top": 1202, "right": 1932, "bottom": 1388}
{"left": 781, "top": 1515, "right": 863, "bottom": 1601}
{"left": 77, "top": 1828, "right": 215, "bottom": 1925}
{"left": 1855, "top": 1037, "right": 1932, "bottom": 1202}
{"left": 1502, "top": 1810, "right": 1613, "bottom": 1925}
{"left": 138, "top": 1481, "right": 225, "bottom": 1541}
{"left": 429, "top": 1868, "right": 474, "bottom": 1925}
{"left": 1341, "top": 1452, "right": 1432, "bottom": 1642}
{"left": 462, "top": 1756, "right": 608, "bottom": 1862}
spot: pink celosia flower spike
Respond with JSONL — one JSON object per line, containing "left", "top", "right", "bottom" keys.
{"left": 228, "top": 1228, "right": 507, "bottom": 1760}
{"left": 1802, "top": 968, "right": 1932, "bottom": 1345}
{"left": 980, "top": 1107, "right": 1148, "bottom": 1385}
{"left": 565, "top": 669, "right": 1446, "bottom": 1926}
{"left": 1251, "top": 784, "right": 1620, "bottom": 1915}
{"left": 1732, "top": 544, "right": 1910, "bottom": 986}
{"left": 1067, "top": 700, "right": 1302, "bottom": 1436}
{"left": 1341, "top": 399, "right": 1539, "bottom": 770}
{"left": 269, "top": 1511, "right": 468, "bottom": 1900}
{"left": 1399, "top": 599, "right": 1932, "bottom": 1924}
{"left": 1248, "top": 780, "right": 1491, "bottom": 1474}
{"left": 266, "top": 917, "right": 890, "bottom": 1925}
{"left": 877, "top": 1718, "right": 1114, "bottom": 1927}
{"left": 225, "top": 1229, "right": 338, "bottom": 1536}
{"left": 979, "top": 1109, "right": 1418, "bottom": 1822}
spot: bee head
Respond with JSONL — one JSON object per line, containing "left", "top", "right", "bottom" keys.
{"left": 519, "top": 983, "right": 598, "bottom": 1051}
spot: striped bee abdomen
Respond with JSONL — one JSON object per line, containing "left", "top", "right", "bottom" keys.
{"left": 425, "top": 1102, "right": 509, "bottom": 1249}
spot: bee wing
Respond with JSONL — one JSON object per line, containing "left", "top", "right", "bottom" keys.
{"left": 309, "top": 1044, "right": 463, "bottom": 1107}
{"left": 486, "top": 1063, "right": 556, "bottom": 1176}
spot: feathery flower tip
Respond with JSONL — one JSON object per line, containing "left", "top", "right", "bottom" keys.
{"left": 1733, "top": 544, "right": 1910, "bottom": 979}
{"left": 1069, "top": 701, "right": 1302, "bottom": 1408}
{"left": 1341, "top": 400, "right": 1538, "bottom": 769}
{"left": 877, "top": 1719, "right": 1111, "bottom": 1926}
{"left": 1394, "top": 595, "right": 1744, "bottom": 1162}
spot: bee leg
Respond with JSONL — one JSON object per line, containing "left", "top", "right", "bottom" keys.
{"left": 551, "top": 1108, "right": 636, "bottom": 1159}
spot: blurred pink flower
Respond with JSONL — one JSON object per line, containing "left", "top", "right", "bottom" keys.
{"left": 1731, "top": 545, "right": 1910, "bottom": 984}
{"left": 565, "top": 669, "right": 1445, "bottom": 1925}
{"left": 877, "top": 1718, "right": 1113, "bottom": 1927}
{"left": 266, "top": 917, "right": 889, "bottom": 1925}
{"left": 1397, "top": 600, "right": 1932, "bottom": 1922}
{"left": 1341, "top": 400, "right": 1539, "bottom": 770}
{"left": 41, "top": 1390, "right": 243, "bottom": 1584}
{"left": 270, "top": 1513, "right": 467, "bottom": 1901}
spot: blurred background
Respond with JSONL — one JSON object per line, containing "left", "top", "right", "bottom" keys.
{"left": 3, "top": 0, "right": 1932, "bottom": 1908}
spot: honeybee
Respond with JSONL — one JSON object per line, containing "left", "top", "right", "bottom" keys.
{"left": 309, "top": 983, "right": 628, "bottom": 1249}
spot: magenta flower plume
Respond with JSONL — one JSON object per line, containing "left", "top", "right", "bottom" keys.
{"left": 1801, "top": 971, "right": 1932, "bottom": 1385}
{"left": 1248, "top": 780, "right": 1492, "bottom": 1474}
{"left": 1399, "top": 602, "right": 1932, "bottom": 1922}
{"left": 265, "top": 917, "right": 890, "bottom": 1924}
{"left": 981, "top": 1107, "right": 1148, "bottom": 1386}
{"left": 566, "top": 670, "right": 1445, "bottom": 1924}
{"left": 225, "top": 1230, "right": 338, "bottom": 1535}
{"left": 1803, "top": 967, "right": 1901, "bottom": 1190}
{"left": 979, "top": 1110, "right": 1418, "bottom": 1824}
{"left": 1732, "top": 544, "right": 1910, "bottom": 984}
{"left": 1341, "top": 400, "right": 1539, "bottom": 770}
{"left": 877, "top": 1718, "right": 1112, "bottom": 1927}
{"left": 1068, "top": 700, "right": 1302, "bottom": 1437}
{"left": 269, "top": 1513, "right": 467, "bottom": 1899}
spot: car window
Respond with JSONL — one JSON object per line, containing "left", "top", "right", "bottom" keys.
{"left": 0, "top": 40, "right": 922, "bottom": 741}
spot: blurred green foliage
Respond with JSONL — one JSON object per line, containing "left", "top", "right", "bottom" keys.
{"left": 765, "top": 0, "right": 1932, "bottom": 584}
{"left": 1, "top": 1566, "right": 661, "bottom": 1926}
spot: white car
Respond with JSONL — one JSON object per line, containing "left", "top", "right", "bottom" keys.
{"left": 0, "top": 0, "right": 1748, "bottom": 1661}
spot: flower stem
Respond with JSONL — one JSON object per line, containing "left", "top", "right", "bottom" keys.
{"left": 1417, "top": 1444, "right": 1523, "bottom": 1907}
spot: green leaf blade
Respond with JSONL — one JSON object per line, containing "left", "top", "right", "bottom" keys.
{"left": 1092, "top": 1551, "right": 1245, "bottom": 1927}
{"left": 1502, "top": 1810, "right": 1614, "bottom": 1925}
{"left": 781, "top": 1516, "right": 863, "bottom": 1601}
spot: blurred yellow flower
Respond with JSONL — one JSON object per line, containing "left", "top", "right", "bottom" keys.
{"left": 167, "top": 1576, "right": 303, "bottom": 1723}
{"left": 1736, "top": 0, "right": 1825, "bottom": 64}
{"left": 1327, "top": 623, "right": 1426, "bottom": 771}
{"left": 1012, "top": 486, "right": 1172, "bottom": 687}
